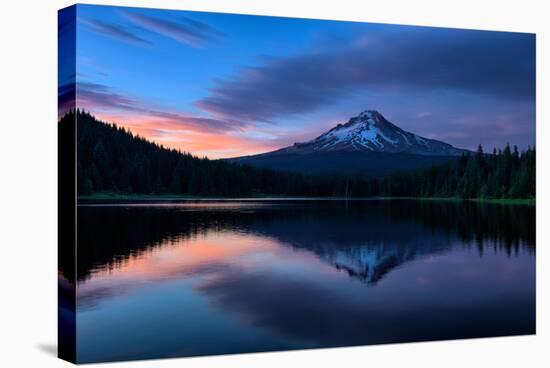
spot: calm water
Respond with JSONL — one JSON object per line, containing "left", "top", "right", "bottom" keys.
{"left": 73, "top": 200, "right": 535, "bottom": 363}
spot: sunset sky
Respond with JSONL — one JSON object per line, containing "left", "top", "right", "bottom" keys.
{"left": 59, "top": 4, "right": 536, "bottom": 159}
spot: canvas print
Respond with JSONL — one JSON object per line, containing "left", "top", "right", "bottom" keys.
{"left": 58, "top": 4, "right": 536, "bottom": 364}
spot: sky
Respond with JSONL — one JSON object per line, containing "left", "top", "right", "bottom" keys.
{"left": 59, "top": 4, "right": 536, "bottom": 159}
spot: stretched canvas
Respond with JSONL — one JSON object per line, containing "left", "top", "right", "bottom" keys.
{"left": 58, "top": 4, "right": 536, "bottom": 364}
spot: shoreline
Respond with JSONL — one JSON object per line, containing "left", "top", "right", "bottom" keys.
{"left": 77, "top": 192, "right": 535, "bottom": 206}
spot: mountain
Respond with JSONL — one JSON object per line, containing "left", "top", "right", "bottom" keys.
{"left": 278, "top": 110, "right": 467, "bottom": 156}
{"left": 229, "top": 110, "right": 469, "bottom": 178}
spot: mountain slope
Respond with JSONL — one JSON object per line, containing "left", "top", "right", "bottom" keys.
{"left": 231, "top": 151, "right": 456, "bottom": 179}
{"left": 274, "top": 110, "right": 466, "bottom": 156}
{"left": 229, "top": 110, "right": 469, "bottom": 178}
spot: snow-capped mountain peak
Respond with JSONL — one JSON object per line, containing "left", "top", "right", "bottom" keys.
{"left": 279, "top": 110, "right": 467, "bottom": 156}
{"left": 313, "top": 110, "right": 399, "bottom": 150}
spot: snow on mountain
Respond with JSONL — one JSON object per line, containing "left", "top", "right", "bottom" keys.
{"left": 277, "top": 110, "right": 467, "bottom": 156}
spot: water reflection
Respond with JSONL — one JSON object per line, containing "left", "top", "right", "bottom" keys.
{"left": 73, "top": 200, "right": 535, "bottom": 363}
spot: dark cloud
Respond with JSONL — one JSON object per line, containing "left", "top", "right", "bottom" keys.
{"left": 123, "top": 11, "right": 225, "bottom": 47}
{"left": 81, "top": 18, "right": 152, "bottom": 46}
{"left": 77, "top": 81, "right": 137, "bottom": 110}
{"left": 75, "top": 82, "right": 244, "bottom": 132}
{"left": 197, "top": 29, "right": 535, "bottom": 122}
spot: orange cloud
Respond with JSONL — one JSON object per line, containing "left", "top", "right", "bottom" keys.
{"left": 94, "top": 112, "right": 282, "bottom": 159}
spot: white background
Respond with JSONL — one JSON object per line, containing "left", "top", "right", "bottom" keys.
{"left": 0, "top": 0, "right": 548, "bottom": 366}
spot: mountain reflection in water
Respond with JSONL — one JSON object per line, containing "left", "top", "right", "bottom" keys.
{"left": 70, "top": 200, "right": 535, "bottom": 363}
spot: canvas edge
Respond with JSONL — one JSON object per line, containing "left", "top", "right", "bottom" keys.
{"left": 58, "top": 4, "right": 77, "bottom": 364}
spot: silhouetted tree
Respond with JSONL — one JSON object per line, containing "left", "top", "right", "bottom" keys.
{"left": 60, "top": 111, "right": 535, "bottom": 199}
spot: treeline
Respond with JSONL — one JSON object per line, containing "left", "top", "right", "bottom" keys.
{"left": 381, "top": 145, "right": 535, "bottom": 199}
{"left": 64, "top": 110, "right": 535, "bottom": 199}
{"left": 67, "top": 110, "right": 360, "bottom": 197}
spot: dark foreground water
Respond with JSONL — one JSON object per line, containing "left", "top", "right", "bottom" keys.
{"left": 73, "top": 200, "right": 535, "bottom": 363}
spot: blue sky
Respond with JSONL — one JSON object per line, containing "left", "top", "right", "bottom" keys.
{"left": 59, "top": 4, "right": 536, "bottom": 158}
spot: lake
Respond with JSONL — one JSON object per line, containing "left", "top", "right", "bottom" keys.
{"left": 73, "top": 199, "right": 535, "bottom": 363}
